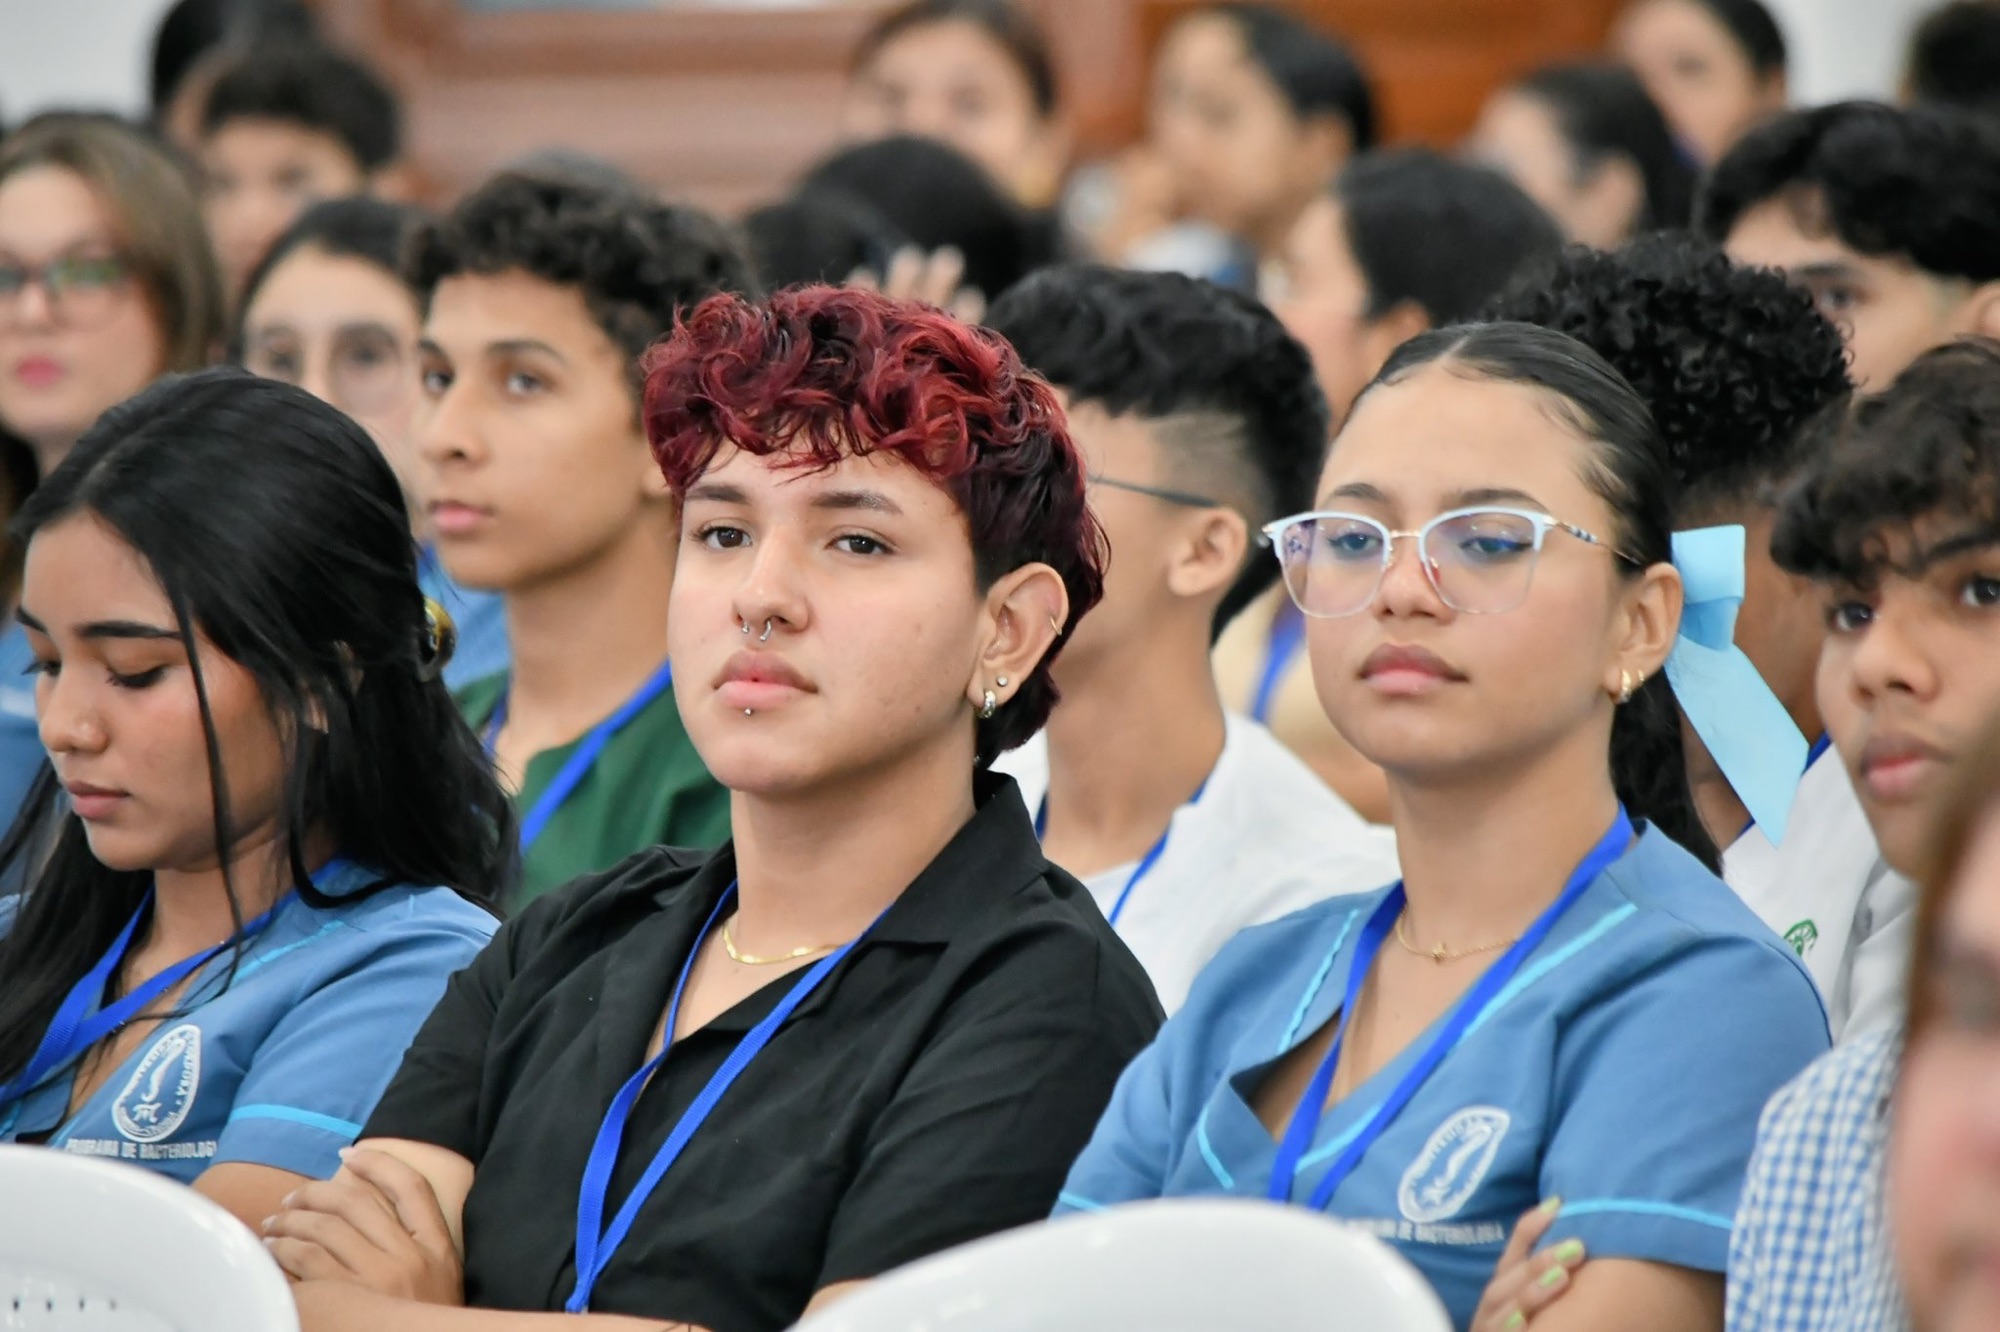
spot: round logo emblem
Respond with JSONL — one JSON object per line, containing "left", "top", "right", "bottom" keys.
{"left": 1398, "top": 1106, "right": 1511, "bottom": 1223}
{"left": 112, "top": 1023, "right": 202, "bottom": 1143}
{"left": 1784, "top": 919, "right": 1819, "bottom": 958}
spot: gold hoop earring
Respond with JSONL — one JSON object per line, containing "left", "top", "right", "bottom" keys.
{"left": 978, "top": 689, "right": 999, "bottom": 720}
{"left": 1618, "top": 668, "right": 1644, "bottom": 704}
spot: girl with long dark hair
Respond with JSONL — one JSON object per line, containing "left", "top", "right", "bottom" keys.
{"left": 0, "top": 368, "right": 509, "bottom": 1233}
{"left": 1059, "top": 323, "right": 1829, "bottom": 1331}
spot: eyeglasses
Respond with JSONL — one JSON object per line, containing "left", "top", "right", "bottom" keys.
{"left": 1087, "top": 472, "right": 1222, "bottom": 510}
{"left": 242, "top": 323, "right": 414, "bottom": 419}
{"left": 0, "top": 252, "right": 134, "bottom": 330}
{"left": 1260, "top": 506, "right": 1634, "bottom": 618}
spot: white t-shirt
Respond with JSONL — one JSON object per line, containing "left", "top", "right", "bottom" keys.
{"left": 1723, "top": 748, "right": 1916, "bottom": 1043}
{"left": 995, "top": 714, "right": 1400, "bottom": 1012}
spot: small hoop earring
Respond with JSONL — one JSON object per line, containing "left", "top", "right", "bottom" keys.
{"left": 759, "top": 618, "right": 774, "bottom": 643}
{"left": 978, "top": 689, "right": 999, "bottom": 720}
{"left": 1618, "top": 668, "right": 1642, "bottom": 704}
{"left": 1048, "top": 615, "right": 1062, "bottom": 635}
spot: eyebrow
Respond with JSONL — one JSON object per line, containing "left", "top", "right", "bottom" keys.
{"left": 1910, "top": 528, "right": 2000, "bottom": 572}
{"left": 684, "top": 481, "right": 748, "bottom": 506}
{"left": 1787, "top": 261, "right": 1862, "bottom": 283}
{"left": 15, "top": 609, "right": 179, "bottom": 642}
{"left": 1323, "top": 481, "right": 1388, "bottom": 505}
{"left": 811, "top": 488, "right": 904, "bottom": 517}
{"left": 487, "top": 338, "right": 568, "bottom": 364}
{"left": 1316, "top": 482, "right": 1548, "bottom": 511}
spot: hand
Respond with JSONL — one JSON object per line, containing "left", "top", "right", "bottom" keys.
{"left": 263, "top": 1147, "right": 465, "bottom": 1306}
{"left": 1471, "top": 1199, "right": 1587, "bottom": 1331}
{"left": 847, "top": 246, "right": 986, "bottom": 324}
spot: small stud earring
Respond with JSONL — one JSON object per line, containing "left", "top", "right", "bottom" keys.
{"left": 996, "top": 675, "right": 1009, "bottom": 688}
{"left": 978, "top": 689, "right": 999, "bottom": 720}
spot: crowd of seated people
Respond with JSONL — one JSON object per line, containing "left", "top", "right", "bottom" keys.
{"left": 4, "top": 0, "right": 2000, "bottom": 1329}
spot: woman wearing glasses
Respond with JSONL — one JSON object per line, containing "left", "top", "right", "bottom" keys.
{"left": 235, "top": 197, "right": 507, "bottom": 690}
{"left": 0, "top": 113, "right": 228, "bottom": 835}
{"left": 1057, "top": 322, "right": 1830, "bottom": 1332}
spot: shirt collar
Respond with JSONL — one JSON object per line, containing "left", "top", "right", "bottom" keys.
{"left": 660, "top": 770, "right": 1047, "bottom": 948}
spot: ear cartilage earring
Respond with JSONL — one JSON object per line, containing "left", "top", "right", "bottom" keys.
{"left": 978, "top": 689, "right": 999, "bottom": 720}
{"left": 759, "top": 618, "right": 775, "bottom": 643}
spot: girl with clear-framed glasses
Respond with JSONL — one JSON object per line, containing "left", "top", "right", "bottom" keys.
{"left": 1059, "top": 322, "right": 1830, "bottom": 1332}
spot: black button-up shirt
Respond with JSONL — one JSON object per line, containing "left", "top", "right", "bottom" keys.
{"left": 363, "top": 774, "right": 1163, "bottom": 1332}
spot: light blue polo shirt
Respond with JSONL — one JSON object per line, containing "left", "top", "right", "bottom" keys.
{"left": 1057, "top": 826, "right": 1831, "bottom": 1329}
{"left": 0, "top": 621, "right": 44, "bottom": 835}
{"left": 0, "top": 863, "right": 495, "bottom": 1183}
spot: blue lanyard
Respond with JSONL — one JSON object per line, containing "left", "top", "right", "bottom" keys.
{"left": 1266, "top": 808, "right": 1633, "bottom": 1212}
{"left": 566, "top": 883, "right": 875, "bottom": 1313}
{"left": 485, "top": 658, "right": 676, "bottom": 853}
{"left": 1251, "top": 602, "right": 1306, "bottom": 725}
{"left": 1033, "top": 775, "right": 1210, "bottom": 928}
{"left": 0, "top": 864, "right": 340, "bottom": 1111}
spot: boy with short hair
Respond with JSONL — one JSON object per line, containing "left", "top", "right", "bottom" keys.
{"left": 1488, "top": 234, "right": 1899, "bottom": 1039}
{"left": 410, "top": 169, "right": 756, "bottom": 908}
{"left": 987, "top": 263, "right": 1398, "bottom": 1009}
{"left": 1697, "top": 101, "right": 2000, "bottom": 391}
{"left": 1724, "top": 339, "right": 2000, "bottom": 1329}
{"left": 199, "top": 40, "right": 402, "bottom": 294}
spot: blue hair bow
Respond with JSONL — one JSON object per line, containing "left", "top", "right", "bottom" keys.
{"left": 1663, "top": 525, "right": 1810, "bottom": 844}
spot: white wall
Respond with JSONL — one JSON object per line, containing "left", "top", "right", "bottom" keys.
{"left": 1752, "top": 0, "right": 1935, "bottom": 105}
{"left": 0, "top": 0, "right": 179, "bottom": 124}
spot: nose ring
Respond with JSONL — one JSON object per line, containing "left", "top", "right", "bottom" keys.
{"left": 758, "top": 618, "right": 774, "bottom": 643}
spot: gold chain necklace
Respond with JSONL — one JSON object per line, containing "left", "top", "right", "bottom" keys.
{"left": 720, "top": 918, "right": 837, "bottom": 967}
{"left": 1393, "top": 910, "right": 1517, "bottom": 965}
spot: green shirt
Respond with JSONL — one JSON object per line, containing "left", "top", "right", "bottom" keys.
{"left": 459, "top": 671, "right": 732, "bottom": 912}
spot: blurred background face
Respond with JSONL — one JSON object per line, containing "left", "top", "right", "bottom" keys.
{"left": 844, "top": 18, "right": 1063, "bottom": 207}
{"left": 0, "top": 165, "right": 167, "bottom": 473}
{"left": 1467, "top": 89, "right": 1638, "bottom": 250}
{"left": 414, "top": 269, "right": 663, "bottom": 594}
{"left": 1302, "top": 364, "right": 1639, "bottom": 784}
{"left": 1149, "top": 13, "right": 1336, "bottom": 251}
{"left": 1611, "top": 0, "right": 1782, "bottom": 165}
{"left": 1893, "top": 802, "right": 2000, "bottom": 1332}
{"left": 20, "top": 511, "right": 287, "bottom": 874}
{"left": 1816, "top": 517, "right": 2000, "bottom": 876}
{"left": 240, "top": 245, "right": 422, "bottom": 502}
{"left": 1266, "top": 196, "right": 1397, "bottom": 430}
{"left": 1725, "top": 199, "right": 1977, "bottom": 392}
{"left": 669, "top": 446, "right": 988, "bottom": 795}
{"left": 202, "top": 119, "right": 367, "bottom": 296}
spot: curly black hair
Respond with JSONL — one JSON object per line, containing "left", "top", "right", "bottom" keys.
{"left": 1486, "top": 232, "right": 1850, "bottom": 518}
{"left": 1696, "top": 101, "right": 2000, "bottom": 283}
{"left": 987, "top": 263, "right": 1330, "bottom": 634}
{"left": 407, "top": 169, "right": 759, "bottom": 390}
{"left": 1773, "top": 338, "right": 2000, "bottom": 587}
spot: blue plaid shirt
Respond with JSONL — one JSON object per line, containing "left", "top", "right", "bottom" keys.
{"left": 1727, "top": 1028, "right": 1910, "bottom": 1331}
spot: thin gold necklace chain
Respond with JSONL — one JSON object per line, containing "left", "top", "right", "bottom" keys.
{"left": 1393, "top": 909, "right": 1518, "bottom": 965}
{"left": 720, "top": 917, "right": 838, "bottom": 966}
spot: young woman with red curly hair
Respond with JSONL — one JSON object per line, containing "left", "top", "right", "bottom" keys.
{"left": 260, "top": 285, "right": 1164, "bottom": 1332}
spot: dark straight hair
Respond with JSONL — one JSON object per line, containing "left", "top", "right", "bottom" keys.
{"left": 1356, "top": 320, "right": 1717, "bottom": 870}
{"left": 1515, "top": 63, "right": 1696, "bottom": 231}
{"left": 231, "top": 194, "right": 429, "bottom": 356}
{"left": 0, "top": 369, "right": 513, "bottom": 1085}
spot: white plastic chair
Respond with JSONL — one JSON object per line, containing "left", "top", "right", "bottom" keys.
{"left": 0, "top": 1145, "right": 298, "bottom": 1331}
{"left": 793, "top": 1198, "right": 1454, "bottom": 1332}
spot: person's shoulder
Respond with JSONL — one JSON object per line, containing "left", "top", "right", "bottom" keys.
{"left": 1603, "top": 826, "right": 1813, "bottom": 960}
{"left": 1762, "top": 1027, "right": 1901, "bottom": 1142}
{"left": 452, "top": 670, "right": 508, "bottom": 725}
{"left": 511, "top": 844, "right": 714, "bottom": 937}
{"left": 1187, "top": 886, "right": 1387, "bottom": 1007}
{"left": 322, "top": 878, "right": 498, "bottom": 947}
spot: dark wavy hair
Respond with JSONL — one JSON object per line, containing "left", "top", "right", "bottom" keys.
{"left": 1697, "top": 101, "right": 2000, "bottom": 284}
{"left": 643, "top": 285, "right": 1106, "bottom": 763}
{"left": 1677, "top": 0, "right": 1788, "bottom": 77}
{"left": 0, "top": 369, "right": 512, "bottom": 1085}
{"left": 1512, "top": 62, "right": 1696, "bottom": 232}
{"left": 408, "top": 169, "right": 760, "bottom": 393}
{"left": 851, "top": 0, "right": 1059, "bottom": 117}
{"left": 987, "top": 263, "right": 1328, "bottom": 635}
{"left": 1907, "top": 1, "right": 2000, "bottom": 123}
{"left": 1486, "top": 233, "right": 1850, "bottom": 518}
{"left": 1354, "top": 321, "right": 1717, "bottom": 868}
{"left": 1773, "top": 338, "right": 2000, "bottom": 588}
